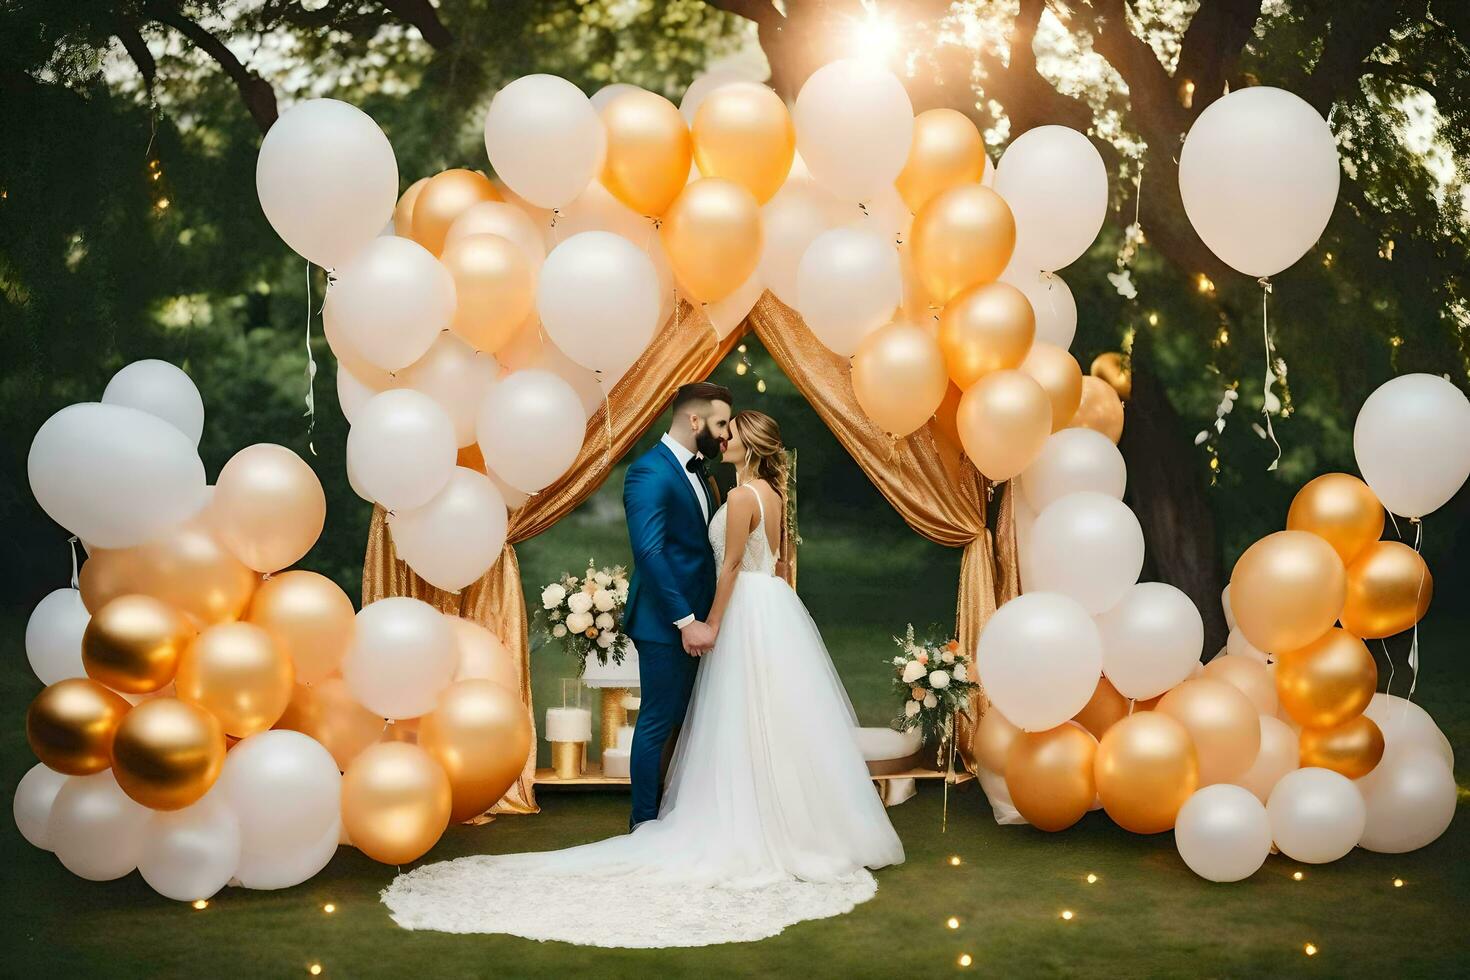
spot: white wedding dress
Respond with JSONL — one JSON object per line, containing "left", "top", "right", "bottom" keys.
{"left": 381, "top": 485, "right": 904, "bottom": 947}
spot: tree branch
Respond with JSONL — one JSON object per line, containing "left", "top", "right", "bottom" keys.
{"left": 379, "top": 0, "right": 453, "bottom": 51}
{"left": 1175, "top": 0, "right": 1264, "bottom": 114}
{"left": 151, "top": 8, "right": 277, "bottom": 131}
{"left": 114, "top": 22, "right": 157, "bottom": 105}
{"left": 1302, "top": 2, "right": 1417, "bottom": 115}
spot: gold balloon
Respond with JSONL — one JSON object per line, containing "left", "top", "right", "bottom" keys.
{"left": 1068, "top": 376, "right": 1125, "bottom": 444}
{"left": 26, "top": 678, "right": 132, "bottom": 775}
{"left": 912, "top": 186, "right": 1015, "bottom": 305}
{"left": 1072, "top": 676, "right": 1129, "bottom": 739}
{"left": 955, "top": 369, "right": 1052, "bottom": 481}
{"left": 1230, "top": 530, "right": 1346, "bottom": 654}
{"left": 1202, "top": 654, "right": 1278, "bottom": 715}
{"left": 441, "top": 233, "right": 535, "bottom": 355}
{"left": 419, "top": 679, "right": 533, "bottom": 823}
{"left": 1298, "top": 715, "right": 1385, "bottom": 779}
{"left": 341, "top": 742, "right": 452, "bottom": 865}
{"left": 1286, "top": 473, "right": 1384, "bottom": 565}
{"left": 896, "top": 108, "right": 989, "bottom": 214}
{"left": 176, "top": 622, "right": 294, "bottom": 738}
{"left": 601, "top": 90, "right": 692, "bottom": 216}
{"left": 938, "top": 281, "right": 1034, "bottom": 388}
{"left": 1156, "top": 678, "right": 1260, "bottom": 786}
{"left": 392, "top": 177, "right": 430, "bottom": 238}
{"left": 1019, "top": 342, "right": 1083, "bottom": 432}
{"left": 275, "top": 678, "right": 386, "bottom": 771}
{"left": 661, "top": 178, "right": 763, "bottom": 303}
{"left": 972, "top": 704, "right": 1021, "bottom": 773}
{"left": 1340, "top": 540, "right": 1433, "bottom": 639}
{"left": 209, "top": 444, "right": 326, "bottom": 574}
{"left": 246, "top": 571, "right": 355, "bottom": 686}
{"left": 1089, "top": 351, "right": 1131, "bottom": 400}
{"left": 691, "top": 82, "right": 794, "bottom": 205}
{"left": 78, "top": 518, "right": 257, "bottom": 627}
{"left": 449, "top": 618, "right": 520, "bottom": 688}
{"left": 110, "top": 698, "right": 226, "bottom": 810}
{"left": 1275, "top": 627, "right": 1377, "bottom": 729}
{"left": 850, "top": 320, "right": 950, "bottom": 437}
{"left": 83, "top": 594, "right": 195, "bottom": 694}
{"left": 411, "top": 169, "right": 501, "bottom": 256}
{"left": 1094, "top": 712, "right": 1199, "bottom": 834}
{"left": 1005, "top": 724, "right": 1098, "bottom": 832}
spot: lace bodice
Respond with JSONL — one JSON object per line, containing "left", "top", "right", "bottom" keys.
{"left": 709, "top": 484, "right": 778, "bottom": 575}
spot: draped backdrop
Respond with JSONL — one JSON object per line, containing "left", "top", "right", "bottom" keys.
{"left": 363, "top": 292, "right": 1020, "bottom": 815}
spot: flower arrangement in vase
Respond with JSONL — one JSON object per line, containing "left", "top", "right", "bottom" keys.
{"left": 537, "top": 562, "right": 631, "bottom": 673}
{"left": 888, "top": 624, "right": 979, "bottom": 763}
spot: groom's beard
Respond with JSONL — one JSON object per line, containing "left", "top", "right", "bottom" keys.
{"left": 694, "top": 428, "right": 724, "bottom": 462}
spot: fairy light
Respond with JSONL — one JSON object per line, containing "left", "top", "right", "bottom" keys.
{"left": 1196, "top": 273, "right": 1215, "bottom": 294}
{"left": 1085, "top": 873, "right": 1098, "bottom": 884}
{"left": 1216, "top": 326, "right": 1230, "bottom": 346}
{"left": 323, "top": 903, "right": 336, "bottom": 914}
{"left": 756, "top": 378, "right": 767, "bottom": 393}
{"left": 948, "top": 855, "right": 962, "bottom": 866}
{"left": 1304, "top": 943, "right": 1318, "bottom": 957}
{"left": 1147, "top": 312, "right": 1158, "bottom": 326}
{"left": 1322, "top": 251, "right": 1334, "bottom": 267}
{"left": 155, "top": 198, "right": 171, "bottom": 212}
{"left": 737, "top": 344, "right": 747, "bottom": 354}
{"left": 735, "top": 362, "right": 748, "bottom": 376}
{"left": 958, "top": 953, "right": 973, "bottom": 968}
{"left": 1292, "top": 871, "right": 1304, "bottom": 881}
{"left": 192, "top": 899, "right": 208, "bottom": 910}
{"left": 309, "top": 966, "right": 323, "bottom": 976}
{"left": 1180, "top": 79, "right": 1196, "bottom": 108}
{"left": 946, "top": 916, "right": 960, "bottom": 929}
{"left": 1393, "top": 878, "right": 1404, "bottom": 888}
{"left": 1060, "top": 910, "right": 1074, "bottom": 921}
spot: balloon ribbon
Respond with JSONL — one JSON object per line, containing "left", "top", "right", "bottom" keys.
{"left": 1258, "top": 277, "right": 1281, "bottom": 471}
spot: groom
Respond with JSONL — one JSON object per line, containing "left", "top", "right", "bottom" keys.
{"left": 622, "top": 381, "right": 732, "bottom": 829}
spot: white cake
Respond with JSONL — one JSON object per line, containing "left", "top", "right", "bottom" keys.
{"left": 544, "top": 707, "right": 592, "bottom": 742}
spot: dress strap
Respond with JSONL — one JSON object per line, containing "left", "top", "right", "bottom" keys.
{"left": 740, "top": 482, "right": 765, "bottom": 530}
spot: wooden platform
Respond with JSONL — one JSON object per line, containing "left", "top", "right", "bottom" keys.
{"left": 534, "top": 763, "right": 973, "bottom": 787}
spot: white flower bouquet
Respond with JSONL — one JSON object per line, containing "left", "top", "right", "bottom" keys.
{"left": 537, "top": 561, "right": 631, "bottom": 673}
{"left": 888, "top": 624, "right": 979, "bottom": 749}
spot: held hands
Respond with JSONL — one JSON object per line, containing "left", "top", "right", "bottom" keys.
{"left": 680, "top": 620, "right": 718, "bottom": 656}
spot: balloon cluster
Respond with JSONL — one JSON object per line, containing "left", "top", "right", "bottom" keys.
{"left": 18, "top": 362, "right": 531, "bottom": 900}
{"left": 973, "top": 372, "right": 1466, "bottom": 881}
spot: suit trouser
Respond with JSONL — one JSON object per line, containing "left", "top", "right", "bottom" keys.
{"left": 629, "top": 637, "right": 699, "bottom": 828}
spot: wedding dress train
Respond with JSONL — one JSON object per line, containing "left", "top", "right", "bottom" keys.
{"left": 381, "top": 487, "right": 904, "bottom": 947}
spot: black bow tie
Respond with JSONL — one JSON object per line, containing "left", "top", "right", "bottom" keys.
{"left": 685, "top": 455, "right": 706, "bottom": 475}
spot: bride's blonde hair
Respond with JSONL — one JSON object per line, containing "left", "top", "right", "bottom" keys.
{"left": 732, "top": 410, "right": 787, "bottom": 498}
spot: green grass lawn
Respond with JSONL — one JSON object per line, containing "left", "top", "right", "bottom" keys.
{"left": 3, "top": 489, "right": 1467, "bottom": 977}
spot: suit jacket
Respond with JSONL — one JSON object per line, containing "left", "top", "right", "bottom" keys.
{"left": 622, "top": 441, "right": 719, "bottom": 647}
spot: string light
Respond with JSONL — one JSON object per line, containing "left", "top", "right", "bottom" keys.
{"left": 946, "top": 916, "right": 960, "bottom": 929}
{"left": 308, "top": 965, "right": 323, "bottom": 976}
{"left": 957, "top": 953, "right": 973, "bottom": 968}
{"left": 735, "top": 362, "right": 748, "bottom": 376}
{"left": 1393, "top": 878, "right": 1404, "bottom": 888}
{"left": 1147, "top": 312, "right": 1158, "bottom": 326}
{"left": 1180, "top": 79, "right": 1196, "bottom": 108}
{"left": 323, "top": 903, "right": 336, "bottom": 914}
{"left": 1085, "top": 874, "right": 1098, "bottom": 884}
{"left": 1292, "top": 871, "right": 1304, "bottom": 881}
{"left": 1060, "top": 910, "right": 1074, "bottom": 921}
{"left": 737, "top": 344, "right": 747, "bottom": 354}
{"left": 756, "top": 378, "right": 767, "bottom": 393}
{"left": 1195, "top": 273, "right": 1215, "bottom": 294}
{"left": 155, "top": 198, "right": 171, "bottom": 212}
{"left": 191, "top": 899, "right": 208, "bottom": 910}
{"left": 1303, "top": 943, "right": 1318, "bottom": 957}
{"left": 948, "top": 855, "right": 962, "bottom": 866}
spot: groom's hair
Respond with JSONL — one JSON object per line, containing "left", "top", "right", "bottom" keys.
{"left": 672, "top": 381, "right": 733, "bottom": 414}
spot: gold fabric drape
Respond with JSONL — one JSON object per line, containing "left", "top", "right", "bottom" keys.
{"left": 365, "top": 304, "right": 742, "bottom": 813}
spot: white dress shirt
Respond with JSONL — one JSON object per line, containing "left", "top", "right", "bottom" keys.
{"left": 660, "top": 433, "right": 709, "bottom": 629}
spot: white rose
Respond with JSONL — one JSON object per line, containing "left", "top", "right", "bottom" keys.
{"left": 566, "top": 611, "right": 593, "bottom": 633}
{"left": 596, "top": 631, "right": 614, "bottom": 649}
{"left": 923, "top": 693, "right": 938, "bottom": 709}
{"left": 541, "top": 584, "right": 567, "bottom": 610}
{"left": 594, "top": 571, "right": 613, "bottom": 587}
{"left": 929, "top": 670, "right": 951, "bottom": 689}
{"left": 901, "top": 661, "right": 926, "bottom": 684}
{"left": 941, "top": 650, "right": 955, "bottom": 664}
{"left": 904, "top": 700, "right": 921, "bottom": 718}
{"left": 615, "top": 587, "right": 629, "bottom": 603}
{"left": 593, "top": 589, "right": 616, "bottom": 612}
{"left": 891, "top": 656, "right": 906, "bottom": 666}
{"left": 567, "top": 592, "right": 594, "bottom": 615}
{"left": 952, "top": 663, "right": 967, "bottom": 682}
{"left": 552, "top": 624, "right": 568, "bottom": 638}
{"left": 613, "top": 577, "right": 629, "bottom": 591}
{"left": 595, "top": 612, "right": 615, "bottom": 630}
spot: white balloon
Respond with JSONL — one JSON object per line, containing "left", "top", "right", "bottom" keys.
{"left": 1221, "top": 584, "right": 1235, "bottom": 630}
{"left": 324, "top": 236, "right": 457, "bottom": 372}
{"left": 476, "top": 369, "right": 586, "bottom": 493}
{"left": 25, "top": 588, "right": 89, "bottom": 685}
{"left": 1021, "top": 429, "right": 1126, "bottom": 514}
{"left": 1356, "top": 746, "right": 1456, "bottom": 853}
{"left": 335, "top": 363, "right": 392, "bottom": 425}
{"left": 102, "top": 360, "right": 204, "bottom": 446}
{"left": 13, "top": 763, "right": 68, "bottom": 850}
{"left": 1028, "top": 492, "right": 1145, "bottom": 615}
{"left": 679, "top": 70, "right": 750, "bottom": 124}
{"left": 344, "top": 597, "right": 458, "bottom": 719}
{"left": 1352, "top": 373, "right": 1470, "bottom": 518}
{"left": 976, "top": 592, "right": 1103, "bottom": 731}
{"left": 139, "top": 794, "right": 242, "bottom": 902}
{"left": 999, "top": 268, "right": 1078, "bottom": 349}
{"left": 760, "top": 175, "right": 849, "bottom": 308}
{"left": 48, "top": 771, "right": 151, "bottom": 880}
{"left": 1362, "top": 693, "right": 1453, "bottom": 770}
{"left": 1096, "top": 582, "right": 1205, "bottom": 700}
{"left": 1237, "top": 715, "right": 1299, "bottom": 803}
{"left": 796, "top": 228, "right": 902, "bottom": 356}
{"left": 1226, "top": 626, "right": 1269, "bottom": 664}
{"left": 537, "top": 231, "right": 661, "bottom": 373}
{"left": 593, "top": 82, "right": 645, "bottom": 112}
{"left": 399, "top": 332, "right": 500, "bottom": 447}
{"left": 235, "top": 817, "right": 341, "bottom": 891}
{"left": 707, "top": 269, "right": 765, "bottom": 339}
{"left": 509, "top": 335, "right": 605, "bottom": 421}
{"left": 256, "top": 98, "right": 397, "bottom": 269}
{"left": 445, "top": 200, "right": 549, "bottom": 269}
{"left": 995, "top": 126, "right": 1107, "bottom": 272}
{"left": 28, "top": 402, "right": 207, "bottom": 548}
{"left": 221, "top": 731, "right": 341, "bottom": 854}
{"left": 390, "top": 467, "right": 509, "bottom": 593}
{"left": 794, "top": 59, "right": 913, "bottom": 203}
{"left": 1267, "top": 767, "right": 1366, "bottom": 864}
{"left": 1178, "top": 87, "right": 1339, "bottom": 278}
{"left": 1013, "top": 494, "right": 1039, "bottom": 592}
{"left": 555, "top": 181, "right": 677, "bottom": 316}
{"left": 346, "top": 389, "right": 458, "bottom": 510}
{"left": 484, "top": 74, "right": 605, "bottom": 210}
{"left": 847, "top": 183, "right": 911, "bottom": 246}
{"left": 1175, "top": 784, "right": 1272, "bottom": 882}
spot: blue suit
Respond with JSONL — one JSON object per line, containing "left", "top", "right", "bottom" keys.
{"left": 622, "top": 441, "right": 717, "bottom": 827}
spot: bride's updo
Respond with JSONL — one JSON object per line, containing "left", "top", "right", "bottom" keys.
{"left": 733, "top": 410, "right": 788, "bottom": 499}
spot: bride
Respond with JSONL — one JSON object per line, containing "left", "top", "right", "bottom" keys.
{"left": 382, "top": 410, "right": 904, "bottom": 948}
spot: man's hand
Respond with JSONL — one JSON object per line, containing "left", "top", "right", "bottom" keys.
{"left": 680, "top": 620, "right": 717, "bottom": 656}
